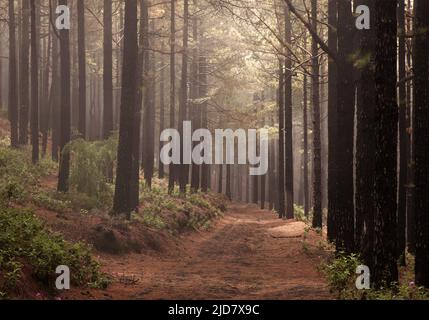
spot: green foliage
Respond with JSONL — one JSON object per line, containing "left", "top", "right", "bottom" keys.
{"left": 136, "top": 182, "right": 224, "bottom": 233}
{"left": 32, "top": 192, "right": 72, "bottom": 213}
{"left": 0, "top": 206, "right": 105, "bottom": 296}
{"left": 322, "top": 253, "right": 429, "bottom": 300}
{"left": 294, "top": 205, "right": 308, "bottom": 222}
{"left": 63, "top": 136, "right": 118, "bottom": 208}
{"left": 365, "top": 283, "right": 429, "bottom": 300}
{"left": 322, "top": 252, "right": 361, "bottom": 299}
{"left": 0, "top": 146, "right": 56, "bottom": 206}
{"left": 133, "top": 210, "right": 166, "bottom": 230}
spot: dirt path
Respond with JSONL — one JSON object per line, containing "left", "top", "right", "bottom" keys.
{"left": 68, "top": 203, "right": 332, "bottom": 300}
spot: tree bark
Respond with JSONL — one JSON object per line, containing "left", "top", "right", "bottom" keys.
{"left": 77, "top": 0, "right": 86, "bottom": 138}
{"left": 284, "top": 4, "right": 294, "bottom": 219}
{"left": 30, "top": 0, "right": 39, "bottom": 164}
{"left": 355, "top": 0, "right": 375, "bottom": 269}
{"left": 335, "top": 0, "right": 355, "bottom": 253}
{"left": 178, "top": 0, "right": 189, "bottom": 194}
{"left": 50, "top": 6, "right": 60, "bottom": 162}
{"left": 103, "top": 0, "right": 113, "bottom": 139}
{"left": 311, "top": 0, "right": 322, "bottom": 229}
{"left": 168, "top": 0, "right": 176, "bottom": 193}
{"left": 278, "top": 60, "right": 285, "bottom": 219}
{"left": 413, "top": 0, "right": 429, "bottom": 288}
{"left": 190, "top": 2, "right": 201, "bottom": 193}
{"left": 159, "top": 41, "right": 166, "bottom": 179}
{"left": 19, "top": 0, "right": 30, "bottom": 146}
{"left": 113, "top": 0, "right": 139, "bottom": 216}
{"left": 142, "top": 17, "right": 156, "bottom": 188}
{"left": 327, "top": 0, "right": 338, "bottom": 242}
{"left": 303, "top": 71, "right": 309, "bottom": 218}
{"left": 397, "top": 0, "right": 407, "bottom": 266}
{"left": 57, "top": 0, "right": 72, "bottom": 193}
{"left": 373, "top": 0, "right": 399, "bottom": 288}
{"left": 8, "top": 0, "right": 19, "bottom": 148}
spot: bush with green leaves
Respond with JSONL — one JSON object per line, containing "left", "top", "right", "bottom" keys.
{"left": 32, "top": 192, "right": 72, "bottom": 213}
{"left": 322, "top": 252, "right": 429, "bottom": 300}
{"left": 0, "top": 146, "right": 56, "bottom": 206}
{"left": 322, "top": 252, "right": 362, "bottom": 299}
{"left": 62, "top": 135, "right": 118, "bottom": 208}
{"left": 137, "top": 182, "right": 224, "bottom": 232}
{"left": 0, "top": 205, "right": 106, "bottom": 297}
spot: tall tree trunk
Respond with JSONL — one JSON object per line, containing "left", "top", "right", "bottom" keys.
{"left": 130, "top": 0, "right": 147, "bottom": 209}
{"left": 178, "top": 0, "right": 189, "bottom": 194}
{"left": 142, "top": 17, "right": 156, "bottom": 188}
{"left": 335, "top": 0, "right": 355, "bottom": 253}
{"left": 278, "top": 60, "right": 286, "bottom": 219}
{"left": 57, "top": 0, "right": 71, "bottom": 193}
{"left": 284, "top": 5, "right": 294, "bottom": 219}
{"left": 226, "top": 164, "right": 231, "bottom": 200}
{"left": 159, "top": 41, "right": 166, "bottom": 179}
{"left": 190, "top": 2, "right": 200, "bottom": 193}
{"left": 373, "top": 0, "right": 399, "bottom": 288}
{"left": 327, "top": 0, "right": 338, "bottom": 242}
{"left": 200, "top": 55, "right": 209, "bottom": 192}
{"left": 269, "top": 137, "right": 275, "bottom": 210}
{"left": 113, "top": 0, "right": 138, "bottom": 216}
{"left": 355, "top": 0, "right": 376, "bottom": 269}
{"left": 311, "top": 0, "right": 322, "bottom": 229}
{"left": 30, "top": 0, "right": 39, "bottom": 164}
{"left": 19, "top": 0, "right": 30, "bottom": 146}
{"left": 77, "top": 0, "right": 86, "bottom": 138}
{"left": 397, "top": 0, "right": 407, "bottom": 266}
{"left": 218, "top": 165, "right": 223, "bottom": 194}
{"left": 50, "top": 8, "right": 60, "bottom": 162}
{"left": 8, "top": 0, "right": 19, "bottom": 148}
{"left": 253, "top": 130, "right": 259, "bottom": 205}
{"left": 303, "top": 70, "right": 309, "bottom": 218}
{"left": 406, "top": 0, "right": 415, "bottom": 255}
{"left": 103, "top": 0, "right": 113, "bottom": 139}
{"left": 168, "top": 0, "right": 176, "bottom": 193}
{"left": 413, "top": 0, "right": 429, "bottom": 288}
{"left": 41, "top": 27, "right": 51, "bottom": 157}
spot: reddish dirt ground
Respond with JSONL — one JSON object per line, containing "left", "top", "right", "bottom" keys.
{"left": 65, "top": 203, "right": 332, "bottom": 300}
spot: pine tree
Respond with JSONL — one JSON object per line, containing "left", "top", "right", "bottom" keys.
{"left": 19, "top": 0, "right": 30, "bottom": 146}
{"left": 311, "top": 0, "right": 322, "bottom": 229}
{"left": 103, "top": 0, "right": 113, "bottom": 139}
{"left": 284, "top": 4, "right": 294, "bottom": 219}
{"left": 57, "top": 0, "right": 72, "bottom": 192}
{"left": 335, "top": 0, "right": 355, "bottom": 253}
{"left": 77, "top": 0, "right": 86, "bottom": 138}
{"left": 8, "top": 0, "right": 19, "bottom": 148}
{"left": 413, "top": 0, "right": 429, "bottom": 288}
{"left": 373, "top": 0, "right": 399, "bottom": 288}
{"left": 113, "top": 0, "right": 139, "bottom": 216}
{"left": 355, "top": 0, "right": 375, "bottom": 268}
{"left": 30, "top": 0, "right": 39, "bottom": 164}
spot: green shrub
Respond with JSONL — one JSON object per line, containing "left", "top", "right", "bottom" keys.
{"left": 32, "top": 192, "right": 72, "bottom": 213}
{"left": 0, "top": 206, "right": 104, "bottom": 296}
{"left": 322, "top": 252, "right": 429, "bottom": 300}
{"left": 134, "top": 210, "right": 166, "bottom": 230}
{"left": 63, "top": 136, "right": 117, "bottom": 208}
{"left": 322, "top": 252, "right": 361, "bottom": 299}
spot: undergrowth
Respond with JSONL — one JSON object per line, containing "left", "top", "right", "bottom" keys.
{"left": 322, "top": 252, "right": 429, "bottom": 300}
{"left": 63, "top": 136, "right": 118, "bottom": 209}
{"left": 138, "top": 181, "right": 226, "bottom": 233}
{"left": 0, "top": 206, "right": 108, "bottom": 298}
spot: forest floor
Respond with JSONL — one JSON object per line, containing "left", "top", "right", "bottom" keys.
{"left": 64, "top": 203, "right": 332, "bottom": 300}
